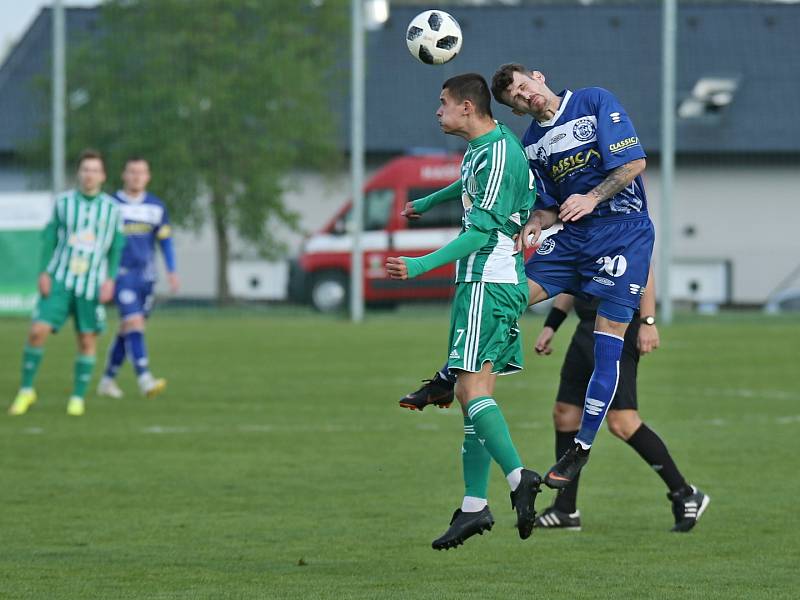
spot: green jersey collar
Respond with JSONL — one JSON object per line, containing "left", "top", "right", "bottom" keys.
{"left": 77, "top": 190, "right": 101, "bottom": 201}
{"left": 468, "top": 122, "right": 503, "bottom": 148}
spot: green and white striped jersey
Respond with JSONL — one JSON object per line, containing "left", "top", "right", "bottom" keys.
{"left": 456, "top": 123, "right": 536, "bottom": 284}
{"left": 43, "top": 190, "right": 124, "bottom": 300}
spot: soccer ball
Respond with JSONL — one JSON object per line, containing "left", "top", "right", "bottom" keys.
{"left": 406, "top": 10, "right": 462, "bottom": 65}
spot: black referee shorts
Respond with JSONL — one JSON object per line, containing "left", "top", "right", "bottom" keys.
{"left": 555, "top": 320, "right": 640, "bottom": 410}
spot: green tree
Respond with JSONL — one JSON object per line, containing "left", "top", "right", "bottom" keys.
{"left": 64, "top": 0, "right": 347, "bottom": 302}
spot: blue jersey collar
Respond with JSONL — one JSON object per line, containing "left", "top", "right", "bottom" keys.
{"left": 536, "top": 89, "right": 573, "bottom": 127}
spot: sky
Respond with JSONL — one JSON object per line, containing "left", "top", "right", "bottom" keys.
{"left": 0, "top": 1, "right": 99, "bottom": 62}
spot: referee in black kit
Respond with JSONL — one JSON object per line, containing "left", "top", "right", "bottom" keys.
{"left": 532, "top": 266, "right": 710, "bottom": 532}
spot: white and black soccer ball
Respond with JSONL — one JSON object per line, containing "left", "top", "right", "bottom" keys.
{"left": 406, "top": 10, "right": 462, "bottom": 65}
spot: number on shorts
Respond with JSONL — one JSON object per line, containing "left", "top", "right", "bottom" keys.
{"left": 453, "top": 328, "right": 465, "bottom": 347}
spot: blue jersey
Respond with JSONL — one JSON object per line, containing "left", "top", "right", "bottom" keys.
{"left": 522, "top": 87, "right": 648, "bottom": 222}
{"left": 114, "top": 191, "right": 176, "bottom": 282}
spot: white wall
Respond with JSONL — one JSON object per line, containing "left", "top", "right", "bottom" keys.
{"left": 2, "top": 161, "right": 797, "bottom": 304}
{"left": 161, "top": 169, "right": 356, "bottom": 299}
{"left": 645, "top": 163, "right": 799, "bottom": 304}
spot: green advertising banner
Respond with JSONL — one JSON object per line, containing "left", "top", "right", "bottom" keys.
{"left": 0, "top": 193, "right": 53, "bottom": 315}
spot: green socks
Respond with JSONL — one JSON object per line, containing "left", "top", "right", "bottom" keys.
{"left": 466, "top": 396, "right": 523, "bottom": 476}
{"left": 21, "top": 345, "right": 44, "bottom": 389}
{"left": 462, "top": 416, "right": 491, "bottom": 499}
{"left": 72, "top": 354, "right": 96, "bottom": 399}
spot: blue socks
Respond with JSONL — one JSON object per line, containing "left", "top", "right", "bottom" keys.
{"left": 124, "top": 330, "right": 149, "bottom": 376}
{"left": 438, "top": 361, "right": 457, "bottom": 384}
{"left": 576, "top": 332, "right": 624, "bottom": 448}
{"left": 104, "top": 334, "right": 127, "bottom": 378}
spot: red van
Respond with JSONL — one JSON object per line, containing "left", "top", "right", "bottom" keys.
{"left": 287, "top": 154, "right": 551, "bottom": 312}
{"left": 288, "top": 154, "right": 465, "bottom": 312}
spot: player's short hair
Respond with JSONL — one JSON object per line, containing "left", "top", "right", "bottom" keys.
{"left": 77, "top": 148, "right": 105, "bottom": 170}
{"left": 125, "top": 155, "right": 149, "bottom": 167}
{"left": 442, "top": 73, "right": 493, "bottom": 118}
{"left": 491, "top": 63, "right": 530, "bottom": 105}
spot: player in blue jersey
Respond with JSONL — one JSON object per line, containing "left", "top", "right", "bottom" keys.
{"left": 490, "top": 64, "right": 655, "bottom": 487}
{"left": 97, "top": 157, "right": 178, "bottom": 399}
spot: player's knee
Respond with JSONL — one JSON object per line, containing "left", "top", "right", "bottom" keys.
{"left": 527, "top": 280, "right": 549, "bottom": 305}
{"left": 28, "top": 323, "right": 50, "bottom": 346}
{"left": 606, "top": 411, "right": 641, "bottom": 440}
{"left": 553, "top": 402, "right": 581, "bottom": 430}
{"left": 596, "top": 300, "right": 634, "bottom": 331}
{"left": 77, "top": 334, "right": 97, "bottom": 355}
{"left": 121, "top": 315, "right": 145, "bottom": 333}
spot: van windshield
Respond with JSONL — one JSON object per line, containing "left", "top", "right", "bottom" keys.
{"left": 340, "top": 188, "right": 395, "bottom": 231}
{"left": 407, "top": 187, "right": 462, "bottom": 229}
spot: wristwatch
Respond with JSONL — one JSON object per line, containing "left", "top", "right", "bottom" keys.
{"left": 640, "top": 315, "right": 656, "bottom": 326}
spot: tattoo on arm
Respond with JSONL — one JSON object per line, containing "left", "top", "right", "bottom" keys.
{"left": 590, "top": 159, "right": 644, "bottom": 202}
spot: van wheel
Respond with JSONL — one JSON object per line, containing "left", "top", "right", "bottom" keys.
{"left": 311, "top": 271, "right": 348, "bottom": 313}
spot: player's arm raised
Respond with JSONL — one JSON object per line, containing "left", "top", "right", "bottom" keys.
{"left": 386, "top": 226, "right": 491, "bottom": 280}
{"left": 401, "top": 178, "right": 461, "bottom": 220}
{"left": 560, "top": 158, "right": 646, "bottom": 223}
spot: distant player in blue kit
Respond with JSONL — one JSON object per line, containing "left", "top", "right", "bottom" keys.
{"left": 401, "top": 64, "right": 658, "bottom": 492}
{"left": 97, "top": 157, "right": 179, "bottom": 399}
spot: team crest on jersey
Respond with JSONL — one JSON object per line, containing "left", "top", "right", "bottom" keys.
{"left": 536, "top": 238, "right": 556, "bottom": 255}
{"left": 68, "top": 229, "right": 97, "bottom": 252}
{"left": 118, "top": 289, "right": 137, "bottom": 305}
{"left": 466, "top": 174, "right": 480, "bottom": 197}
{"left": 573, "top": 118, "right": 596, "bottom": 142}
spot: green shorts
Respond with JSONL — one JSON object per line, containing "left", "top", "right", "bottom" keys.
{"left": 446, "top": 281, "right": 528, "bottom": 376}
{"left": 32, "top": 281, "right": 106, "bottom": 334}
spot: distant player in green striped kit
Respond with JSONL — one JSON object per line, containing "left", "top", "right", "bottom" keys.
{"left": 386, "top": 74, "right": 543, "bottom": 549}
{"left": 9, "top": 149, "right": 125, "bottom": 417}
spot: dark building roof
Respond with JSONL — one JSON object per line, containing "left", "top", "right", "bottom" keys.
{"left": 1, "top": 4, "right": 798, "bottom": 155}
{"left": 363, "top": 3, "right": 800, "bottom": 154}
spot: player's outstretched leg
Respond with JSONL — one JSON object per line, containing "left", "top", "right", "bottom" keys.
{"left": 399, "top": 363, "right": 455, "bottom": 411}
{"left": 432, "top": 507, "right": 494, "bottom": 550}
{"left": 545, "top": 331, "right": 624, "bottom": 488}
{"left": 669, "top": 486, "right": 710, "bottom": 532}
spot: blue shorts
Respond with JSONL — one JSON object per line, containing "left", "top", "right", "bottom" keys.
{"left": 525, "top": 215, "right": 655, "bottom": 310}
{"left": 114, "top": 274, "right": 155, "bottom": 320}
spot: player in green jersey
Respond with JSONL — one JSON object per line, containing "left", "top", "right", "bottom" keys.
{"left": 8, "top": 149, "right": 125, "bottom": 417}
{"left": 385, "top": 74, "right": 543, "bottom": 550}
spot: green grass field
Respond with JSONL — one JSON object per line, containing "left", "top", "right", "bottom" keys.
{"left": 1, "top": 307, "right": 798, "bottom": 599}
